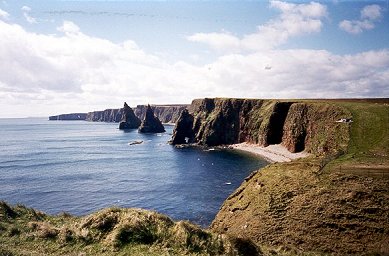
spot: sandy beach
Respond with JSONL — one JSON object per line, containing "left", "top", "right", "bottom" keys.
{"left": 232, "top": 142, "right": 310, "bottom": 163}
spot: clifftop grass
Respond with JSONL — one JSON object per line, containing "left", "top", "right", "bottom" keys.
{"left": 325, "top": 102, "right": 389, "bottom": 174}
{"left": 0, "top": 202, "right": 259, "bottom": 256}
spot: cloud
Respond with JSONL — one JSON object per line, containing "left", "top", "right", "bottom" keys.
{"left": 361, "top": 4, "right": 382, "bottom": 20}
{"left": 21, "top": 5, "right": 37, "bottom": 24}
{"left": 0, "top": 8, "right": 9, "bottom": 20}
{"left": 201, "top": 49, "right": 389, "bottom": 98}
{"left": 0, "top": 19, "right": 213, "bottom": 115}
{"left": 21, "top": 5, "right": 31, "bottom": 12}
{"left": 187, "top": 1, "right": 327, "bottom": 52}
{"left": 0, "top": 3, "right": 388, "bottom": 117}
{"left": 339, "top": 4, "right": 382, "bottom": 34}
{"left": 187, "top": 32, "right": 240, "bottom": 52}
{"left": 57, "top": 20, "right": 80, "bottom": 35}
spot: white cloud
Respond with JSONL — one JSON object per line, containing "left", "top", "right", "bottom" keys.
{"left": 339, "top": 20, "right": 374, "bottom": 35}
{"left": 201, "top": 49, "right": 389, "bottom": 98}
{"left": 21, "top": 5, "right": 31, "bottom": 12}
{"left": 187, "top": 32, "right": 240, "bottom": 52}
{"left": 361, "top": 4, "right": 382, "bottom": 20}
{"left": 0, "top": 19, "right": 213, "bottom": 116}
{"left": 0, "top": 8, "right": 9, "bottom": 20}
{"left": 0, "top": 3, "right": 388, "bottom": 117}
{"left": 21, "top": 5, "right": 37, "bottom": 24}
{"left": 339, "top": 4, "right": 382, "bottom": 34}
{"left": 187, "top": 1, "right": 327, "bottom": 52}
{"left": 57, "top": 21, "right": 80, "bottom": 35}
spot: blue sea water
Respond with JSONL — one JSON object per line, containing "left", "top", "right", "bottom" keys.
{"left": 0, "top": 118, "right": 267, "bottom": 226}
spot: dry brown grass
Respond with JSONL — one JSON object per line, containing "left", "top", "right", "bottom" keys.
{"left": 0, "top": 202, "right": 261, "bottom": 255}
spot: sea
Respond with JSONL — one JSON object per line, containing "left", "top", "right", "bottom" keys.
{"left": 0, "top": 118, "right": 267, "bottom": 227}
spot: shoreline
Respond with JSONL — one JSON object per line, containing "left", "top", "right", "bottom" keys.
{"left": 231, "top": 142, "right": 310, "bottom": 163}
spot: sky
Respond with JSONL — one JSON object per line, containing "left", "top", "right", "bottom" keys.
{"left": 0, "top": 0, "right": 388, "bottom": 117}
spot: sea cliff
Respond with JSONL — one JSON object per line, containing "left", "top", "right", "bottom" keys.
{"left": 85, "top": 105, "right": 188, "bottom": 124}
{"left": 48, "top": 113, "right": 87, "bottom": 120}
{"left": 134, "top": 104, "right": 188, "bottom": 124}
{"left": 86, "top": 108, "right": 123, "bottom": 122}
{"left": 49, "top": 104, "right": 188, "bottom": 124}
{"left": 172, "top": 98, "right": 350, "bottom": 155}
{"left": 172, "top": 98, "right": 389, "bottom": 255}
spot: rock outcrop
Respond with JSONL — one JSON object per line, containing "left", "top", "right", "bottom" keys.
{"left": 118, "top": 102, "right": 141, "bottom": 130}
{"left": 138, "top": 105, "right": 165, "bottom": 133}
{"left": 170, "top": 109, "right": 195, "bottom": 144}
{"left": 49, "top": 113, "right": 87, "bottom": 120}
{"left": 171, "top": 98, "right": 350, "bottom": 155}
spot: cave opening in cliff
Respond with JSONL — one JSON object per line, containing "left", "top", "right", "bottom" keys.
{"left": 267, "top": 103, "right": 292, "bottom": 145}
{"left": 295, "top": 130, "right": 307, "bottom": 152}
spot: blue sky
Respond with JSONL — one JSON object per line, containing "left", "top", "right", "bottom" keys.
{"left": 0, "top": 0, "right": 388, "bottom": 117}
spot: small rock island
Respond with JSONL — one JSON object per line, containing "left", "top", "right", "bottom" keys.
{"left": 138, "top": 104, "right": 166, "bottom": 133}
{"left": 118, "top": 102, "right": 141, "bottom": 130}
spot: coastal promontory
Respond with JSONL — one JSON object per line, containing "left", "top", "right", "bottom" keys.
{"left": 172, "top": 98, "right": 389, "bottom": 255}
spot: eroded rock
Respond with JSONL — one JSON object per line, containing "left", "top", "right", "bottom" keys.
{"left": 138, "top": 105, "right": 165, "bottom": 133}
{"left": 118, "top": 102, "right": 141, "bottom": 130}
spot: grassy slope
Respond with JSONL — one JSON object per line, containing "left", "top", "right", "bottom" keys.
{"left": 211, "top": 100, "right": 389, "bottom": 255}
{"left": 0, "top": 204, "right": 259, "bottom": 256}
{"left": 325, "top": 102, "right": 389, "bottom": 175}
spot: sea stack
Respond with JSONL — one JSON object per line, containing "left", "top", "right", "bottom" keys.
{"left": 118, "top": 102, "right": 141, "bottom": 130}
{"left": 170, "top": 109, "right": 194, "bottom": 145}
{"left": 138, "top": 105, "right": 165, "bottom": 133}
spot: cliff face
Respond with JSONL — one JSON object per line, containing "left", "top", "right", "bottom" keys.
{"left": 49, "top": 113, "right": 87, "bottom": 121}
{"left": 282, "top": 102, "right": 351, "bottom": 154}
{"left": 85, "top": 109, "right": 123, "bottom": 122}
{"left": 134, "top": 105, "right": 188, "bottom": 124}
{"left": 172, "top": 98, "right": 350, "bottom": 154}
{"left": 84, "top": 105, "right": 188, "bottom": 123}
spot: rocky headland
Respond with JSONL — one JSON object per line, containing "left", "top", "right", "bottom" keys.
{"left": 138, "top": 105, "right": 165, "bottom": 133}
{"left": 48, "top": 113, "right": 87, "bottom": 120}
{"left": 170, "top": 98, "right": 388, "bottom": 255}
{"left": 171, "top": 98, "right": 350, "bottom": 155}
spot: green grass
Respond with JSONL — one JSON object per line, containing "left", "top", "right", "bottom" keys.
{"left": 342, "top": 102, "right": 388, "bottom": 154}
{"left": 324, "top": 102, "right": 389, "bottom": 175}
{"left": 0, "top": 202, "right": 260, "bottom": 256}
